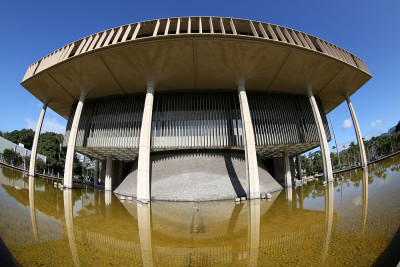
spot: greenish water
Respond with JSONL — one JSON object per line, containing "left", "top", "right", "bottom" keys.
{"left": 0, "top": 155, "right": 399, "bottom": 266}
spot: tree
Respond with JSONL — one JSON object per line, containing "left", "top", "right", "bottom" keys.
{"left": 395, "top": 121, "right": 400, "bottom": 133}
{"left": 36, "top": 158, "right": 46, "bottom": 173}
{"left": 3, "top": 129, "right": 35, "bottom": 149}
{"left": 37, "top": 132, "right": 66, "bottom": 174}
{"left": 2, "top": 149, "right": 23, "bottom": 166}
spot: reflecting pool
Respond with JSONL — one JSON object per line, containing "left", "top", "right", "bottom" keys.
{"left": 0, "top": 155, "right": 400, "bottom": 266}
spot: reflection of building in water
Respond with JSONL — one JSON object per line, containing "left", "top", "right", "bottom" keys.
{"left": 4, "top": 169, "right": 386, "bottom": 266}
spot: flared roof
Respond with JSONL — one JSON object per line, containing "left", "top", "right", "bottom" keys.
{"left": 21, "top": 17, "right": 371, "bottom": 119}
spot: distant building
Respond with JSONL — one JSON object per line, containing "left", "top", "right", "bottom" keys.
{"left": 0, "top": 136, "right": 46, "bottom": 162}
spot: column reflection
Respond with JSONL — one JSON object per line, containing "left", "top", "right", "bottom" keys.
{"left": 322, "top": 182, "right": 334, "bottom": 262}
{"left": 248, "top": 199, "right": 260, "bottom": 266}
{"left": 137, "top": 202, "right": 153, "bottom": 267}
{"left": 64, "top": 189, "right": 80, "bottom": 267}
{"left": 28, "top": 177, "right": 39, "bottom": 242}
{"left": 361, "top": 169, "right": 369, "bottom": 235}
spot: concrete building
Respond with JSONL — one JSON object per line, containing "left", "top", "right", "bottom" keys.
{"left": 0, "top": 136, "right": 46, "bottom": 164}
{"left": 20, "top": 17, "right": 371, "bottom": 201}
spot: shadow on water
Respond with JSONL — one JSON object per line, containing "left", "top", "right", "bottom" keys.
{"left": 373, "top": 226, "right": 400, "bottom": 266}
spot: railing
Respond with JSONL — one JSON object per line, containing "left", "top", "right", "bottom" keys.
{"left": 22, "top": 17, "right": 370, "bottom": 82}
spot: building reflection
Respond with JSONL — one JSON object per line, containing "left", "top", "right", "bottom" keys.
{"left": 3, "top": 160, "right": 388, "bottom": 266}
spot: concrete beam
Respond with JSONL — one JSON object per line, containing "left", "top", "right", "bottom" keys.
{"left": 105, "top": 154, "right": 113, "bottom": 191}
{"left": 29, "top": 101, "right": 48, "bottom": 177}
{"left": 306, "top": 86, "right": 333, "bottom": 182}
{"left": 64, "top": 92, "right": 86, "bottom": 188}
{"left": 346, "top": 95, "right": 367, "bottom": 169}
{"left": 237, "top": 83, "right": 260, "bottom": 199}
{"left": 137, "top": 85, "right": 154, "bottom": 202}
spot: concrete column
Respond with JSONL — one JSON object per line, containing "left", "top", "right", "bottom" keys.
{"left": 306, "top": 87, "right": 333, "bottom": 182}
{"left": 283, "top": 151, "right": 292, "bottom": 187}
{"left": 94, "top": 160, "right": 99, "bottom": 186}
{"left": 346, "top": 95, "right": 368, "bottom": 169}
{"left": 137, "top": 85, "right": 154, "bottom": 202}
{"left": 328, "top": 114, "right": 341, "bottom": 168}
{"left": 296, "top": 155, "right": 302, "bottom": 181}
{"left": 237, "top": 83, "right": 260, "bottom": 199}
{"left": 29, "top": 101, "right": 48, "bottom": 177}
{"left": 64, "top": 92, "right": 86, "bottom": 188}
{"left": 100, "top": 160, "right": 106, "bottom": 184}
{"left": 105, "top": 154, "right": 113, "bottom": 191}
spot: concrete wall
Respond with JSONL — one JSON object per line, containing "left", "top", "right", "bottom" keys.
{"left": 114, "top": 150, "right": 282, "bottom": 201}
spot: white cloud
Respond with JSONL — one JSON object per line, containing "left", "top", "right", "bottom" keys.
{"left": 341, "top": 118, "right": 352, "bottom": 130}
{"left": 370, "top": 119, "right": 382, "bottom": 128}
{"left": 25, "top": 117, "right": 66, "bottom": 134}
{"left": 25, "top": 117, "right": 36, "bottom": 130}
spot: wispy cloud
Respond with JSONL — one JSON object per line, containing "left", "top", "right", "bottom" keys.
{"left": 341, "top": 118, "right": 352, "bottom": 130}
{"left": 25, "top": 117, "right": 66, "bottom": 134}
{"left": 370, "top": 119, "right": 382, "bottom": 128}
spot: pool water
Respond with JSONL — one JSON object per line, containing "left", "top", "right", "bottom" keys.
{"left": 0, "top": 155, "right": 399, "bottom": 266}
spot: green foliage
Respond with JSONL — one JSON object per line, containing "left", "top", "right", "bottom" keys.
{"left": 1, "top": 129, "right": 86, "bottom": 176}
{"left": 395, "top": 121, "right": 400, "bottom": 133}
{"left": 36, "top": 158, "right": 46, "bottom": 173}
{"left": 2, "top": 149, "right": 23, "bottom": 166}
{"left": 36, "top": 132, "right": 66, "bottom": 174}
{"left": 3, "top": 129, "right": 35, "bottom": 149}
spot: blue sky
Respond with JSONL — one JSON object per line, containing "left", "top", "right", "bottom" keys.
{"left": 0, "top": 0, "right": 399, "bottom": 151}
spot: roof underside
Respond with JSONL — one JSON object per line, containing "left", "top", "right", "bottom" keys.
{"left": 21, "top": 18, "right": 371, "bottom": 119}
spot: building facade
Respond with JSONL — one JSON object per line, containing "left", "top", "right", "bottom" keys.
{"left": 21, "top": 17, "right": 371, "bottom": 201}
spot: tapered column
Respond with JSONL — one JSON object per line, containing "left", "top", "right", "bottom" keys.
{"left": 306, "top": 87, "right": 333, "bottom": 182}
{"left": 283, "top": 151, "right": 292, "bottom": 187}
{"left": 105, "top": 154, "right": 113, "bottom": 191}
{"left": 346, "top": 95, "right": 367, "bottom": 169}
{"left": 29, "top": 101, "right": 48, "bottom": 177}
{"left": 238, "top": 83, "right": 260, "bottom": 199}
{"left": 94, "top": 160, "right": 99, "bottom": 186}
{"left": 137, "top": 85, "right": 154, "bottom": 202}
{"left": 328, "top": 114, "right": 341, "bottom": 168}
{"left": 64, "top": 92, "right": 86, "bottom": 188}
